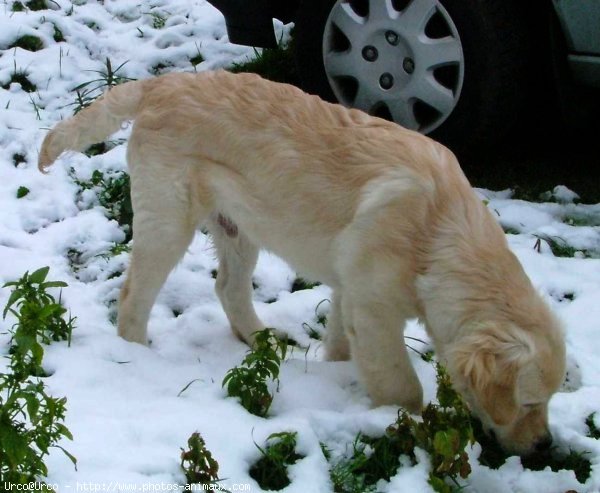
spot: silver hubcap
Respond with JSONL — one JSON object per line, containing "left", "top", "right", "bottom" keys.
{"left": 323, "top": 0, "right": 464, "bottom": 133}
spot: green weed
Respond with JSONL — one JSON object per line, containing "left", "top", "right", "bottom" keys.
{"left": 9, "top": 35, "right": 44, "bottom": 52}
{"left": 586, "top": 413, "right": 600, "bottom": 440}
{"left": 17, "top": 186, "right": 30, "bottom": 199}
{"left": 534, "top": 235, "right": 589, "bottom": 258}
{"left": 249, "top": 431, "right": 303, "bottom": 490}
{"left": 190, "top": 43, "right": 204, "bottom": 67}
{"left": 230, "top": 36, "right": 298, "bottom": 86}
{"left": 69, "top": 58, "right": 134, "bottom": 114}
{"left": 12, "top": 153, "right": 27, "bottom": 167}
{"left": 26, "top": 0, "right": 47, "bottom": 10}
{"left": 1, "top": 267, "right": 76, "bottom": 481}
{"left": 146, "top": 11, "right": 167, "bottom": 29}
{"left": 222, "top": 329, "right": 288, "bottom": 417}
{"left": 328, "top": 365, "right": 473, "bottom": 493}
{"left": 71, "top": 169, "right": 133, "bottom": 241}
{"left": 474, "top": 413, "right": 592, "bottom": 483}
{"left": 53, "top": 24, "right": 65, "bottom": 43}
{"left": 290, "top": 277, "right": 321, "bottom": 293}
{"left": 180, "top": 432, "right": 222, "bottom": 487}
{"left": 522, "top": 449, "right": 591, "bottom": 484}
{"left": 11, "top": 1, "right": 25, "bottom": 12}
{"left": 2, "top": 66, "right": 37, "bottom": 93}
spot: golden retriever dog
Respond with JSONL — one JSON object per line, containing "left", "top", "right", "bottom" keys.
{"left": 39, "top": 70, "right": 565, "bottom": 455}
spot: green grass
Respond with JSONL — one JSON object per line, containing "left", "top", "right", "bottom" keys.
{"left": 534, "top": 235, "right": 592, "bottom": 258}
{"left": 249, "top": 431, "right": 303, "bottom": 490}
{"left": 2, "top": 68, "right": 37, "bottom": 93}
{"left": 290, "top": 277, "right": 321, "bottom": 292}
{"left": 586, "top": 413, "right": 600, "bottom": 439}
{"left": 26, "top": 0, "right": 47, "bottom": 10}
{"left": 229, "top": 35, "right": 298, "bottom": 86}
{"left": 71, "top": 169, "right": 133, "bottom": 241}
{"left": 16, "top": 186, "right": 30, "bottom": 198}
{"left": 9, "top": 34, "right": 44, "bottom": 51}
{"left": 13, "top": 153, "right": 27, "bottom": 167}
{"left": 11, "top": 1, "right": 25, "bottom": 11}
{"left": 473, "top": 418, "right": 592, "bottom": 484}
{"left": 53, "top": 25, "right": 66, "bottom": 43}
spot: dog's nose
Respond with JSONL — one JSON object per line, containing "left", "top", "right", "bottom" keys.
{"left": 534, "top": 434, "right": 553, "bottom": 452}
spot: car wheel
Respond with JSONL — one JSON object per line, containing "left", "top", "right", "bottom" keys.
{"left": 294, "top": 0, "right": 532, "bottom": 151}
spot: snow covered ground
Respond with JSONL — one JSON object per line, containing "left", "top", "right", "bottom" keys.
{"left": 1, "top": 0, "right": 599, "bottom": 491}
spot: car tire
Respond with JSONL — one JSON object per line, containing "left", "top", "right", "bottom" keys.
{"left": 294, "top": 0, "right": 533, "bottom": 153}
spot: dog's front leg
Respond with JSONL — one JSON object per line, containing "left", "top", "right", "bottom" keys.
{"left": 344, "top": 297, "right": 423, "bottom": 413}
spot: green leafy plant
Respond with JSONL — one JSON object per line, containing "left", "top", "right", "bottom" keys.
{"left": 16, "top": 186, "right": 30, "bottom": 199}
{"left": 180, "top": 432, "right": 222, "bottom": 487}
{"left": 328, "top": 364, "right": 474, "bottom": 493}
{"left": 249, "top": 431, "right": 303, "bottom": 490}
{"left": 71, "top": 169, "right": 133, "bottom": 241}
{"left": 222, "top": 329, "right": 288, "bottom": 417}
{"left": 1, "top": 267, "right": 76, "bottom": 481}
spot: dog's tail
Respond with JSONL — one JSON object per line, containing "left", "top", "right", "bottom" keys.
{"left": 38, "top": 79, "right": 148, "bottom": 172}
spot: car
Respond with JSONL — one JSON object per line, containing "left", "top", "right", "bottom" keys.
{"left": 207, "top": 0, "right": 600, "bottom": 151}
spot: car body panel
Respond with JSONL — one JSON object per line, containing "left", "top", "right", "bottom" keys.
{"left": 553, "top": 0, "right": 600, "bottom": 54}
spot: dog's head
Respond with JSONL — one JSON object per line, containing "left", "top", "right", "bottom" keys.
{"left": 446, "top": 320, "right": 565, "bottom": 455}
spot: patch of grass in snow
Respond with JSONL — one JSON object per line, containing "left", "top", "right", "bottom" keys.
{"left": 563, "top": 213, "right": 600, "bottom": 227}
{"left": 53, "top": 24, "right": 66, "bottom": 43}
{"left": 180, "top": 432, "right": 223, "bottom": 487}
{"left": 474, "top": 416, "right": 593, "bottom": 484}
{"left": 586, "top": 413, "right": 600, "bottom": 440}
{"left": 2, "top": 65, "right": 37, "bottom": 93}
{"left": 249, "top": 431, "right": 303, "bottom": 490}
{"left": 12, "top": 153, "right": 27, "bottom": 167}
{"left": 9, "top": 34, "right": 44, "bottom": 52}
{"left": 290, "top": 277, "right": 321, "bottom": 293}
{"left": 26, "top": 0, "right": 47, "bottom": 11}
{"left": 16, "top": 186, "right": 30, "bottom": 198}
{"left": 146, "top": 10, "right": 168, "bottom": 30}
{"left": 11, "top": 1, "right": 26, "bottom": 12}
{"left": 68, "top": 58, "right": 134, "bottom": 114}
{"left": 0, "top": 267, "right": 77, "bottom": 481}
{"left": 222, "top": 328, "right": 288, "bottom": 417}
{"left": 533, "top": 235, "right": 591, "bottom": 258}
{"left": 71, "top": 169, "right": 133, "bottom": 242}
{"left": 229, "top": 35, "right": 298, "bottom": 86}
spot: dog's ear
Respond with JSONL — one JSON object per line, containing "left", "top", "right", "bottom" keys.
{"left": 448, "top": 322, "right": 535, "bottom": 426}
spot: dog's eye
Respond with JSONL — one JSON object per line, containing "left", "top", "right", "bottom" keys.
{"left": 523, "top": 403, "right": 541, "bottom": 410}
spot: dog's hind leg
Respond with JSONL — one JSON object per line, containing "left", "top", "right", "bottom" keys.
{"left": 324, "top": 291, "right": 350, "bottom": 361}
{"left": 118, "top": 162, "right": 203, "bottom": 344}
{"left": 209, "top": 215, "right": 265, "bottom": 344}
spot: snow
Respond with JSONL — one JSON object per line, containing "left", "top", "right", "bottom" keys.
{"left": 1, "top": 1, "right": 600, "bottom": 491}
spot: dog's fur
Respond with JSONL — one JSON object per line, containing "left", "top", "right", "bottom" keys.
{"left": 39, "top": 71, "right": 565, "bottom": 455}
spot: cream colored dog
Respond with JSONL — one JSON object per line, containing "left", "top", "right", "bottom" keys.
{"left": 39, "top": 71, "right": 565, "bottom": 455}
